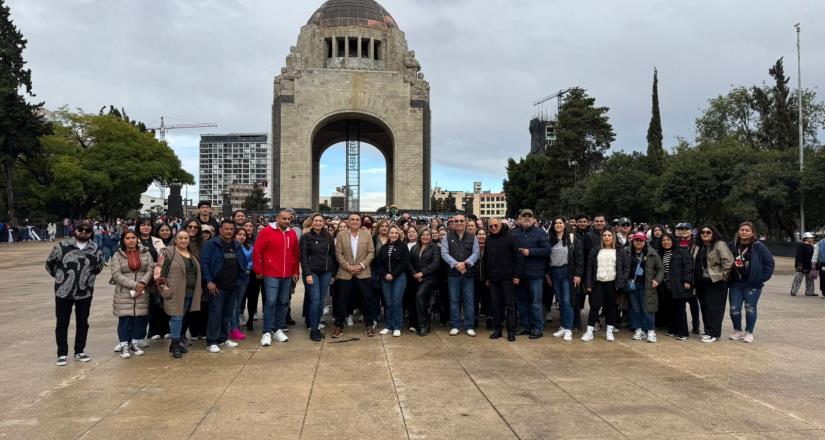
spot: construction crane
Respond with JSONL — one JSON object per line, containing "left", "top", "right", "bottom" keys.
{"left": 147, "top": 116, "right": 218, "bottom": 142}
{"left": 533, "top": 88, "right": 573, "bottom": 112}
{"left": 146, "top": 116, "right": 218, "bottom": 199}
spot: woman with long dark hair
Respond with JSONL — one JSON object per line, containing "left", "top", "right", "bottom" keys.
{"left": 659, "top": 233, "right": 694, "bottom": 340}
{"left": 154, "top": 223, "right": 174, "bottom": 247}
{"left": 405, "top": 226, "right": 420, "bottom": 332}
{"left": 692, "top": 226, "right": 733, "bottom": 342}
{"left": 410, "top": 227, "right": 441, "bottom": 336}
{"left": 300, "top": 213, "right": 336, "bottom": 341}
{"left": 136, "top": 218, "right": 167, "bottom": 343}
{"left": 547, "top": 216, "right": 584, "bottom": 342}
{"left": 110, "top": 230, "right": 155, "bottom": 358}
{"left": 229, "top": 228, "right": 251, "bottom": 342}
{"left": 728, "top": 222, "right": 774, "bottom": 343}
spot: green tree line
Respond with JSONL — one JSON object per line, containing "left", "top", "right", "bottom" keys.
{"left": 505, "top": 59, "right": 825, "bottom": 239}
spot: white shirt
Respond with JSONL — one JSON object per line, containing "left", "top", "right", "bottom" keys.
{"left": 407, "top": 242, "right": 416, "bottom": 251}
{"left": 76, "top": 240, "right": 89, "bottom": 250}
{"left": 596, "top": 249, "right": 617, "bottom": 282}
{"left": 350, "top": 232, "right": 359, "bottom": 262}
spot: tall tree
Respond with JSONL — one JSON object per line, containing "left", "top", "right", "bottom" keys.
{"left": 0, "top": 0, "right": 50, "bottom": 224}
{"left": 554, "top": 87, "right": 615, "bottom": 173}
{"left": 242, "top": 183, "right": 270, "bottom": 212}
{"left": 646, "top": 67, "right": 665, "bottom": 172}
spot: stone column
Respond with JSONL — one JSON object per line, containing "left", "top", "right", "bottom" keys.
{"left": 369, "top": 38, "right": 374, "bottom": 60}
{"left": 344, "top": 37, "right": 349, "bottom": 68}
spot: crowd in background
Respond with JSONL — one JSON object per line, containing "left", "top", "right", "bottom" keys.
{"left": 44, "top": 199, "right": 825, "bottom": 367}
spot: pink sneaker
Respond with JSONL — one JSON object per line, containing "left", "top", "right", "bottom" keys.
{"left": 230, "top": 328, "right": 246, "bottom": 341}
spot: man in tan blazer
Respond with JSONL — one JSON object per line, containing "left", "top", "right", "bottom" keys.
{"left": 333, "top": 212, "right": 376, "bottom": 338}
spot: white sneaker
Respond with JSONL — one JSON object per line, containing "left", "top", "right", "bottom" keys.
{"left": 729, "top": 330, "right": 745, "bottom": 341}
{"left": 606, "top": 326, "right": 615, "bottom": 342}
{"left": 138, "top": 339, "right": 150, "bottom": 347}
{"left": 552, "top": 328, "right": 566, "bottom": 338}
{"left": 408, "top": 327, "right": 416, "bottom": 333}
{"left": 466, "top": 329, "right": 477, "bottom": 337}
{"left": 113, "top": 342, "right": 126, "bottom": 352}
{"left": 379, "top": 328, "right": 391, "bottom": 335}
{"left": 207, "top": 344, "right": 221, "bottom": 353}
{"left": 743, "top": 332, "right": 754, "bottom": 343}
{"left": 260, "top": 332, "right": 272, "bottom": 346}
{"left": 163, "top": 334, "right": 171, "bottom": 339}
{"left": 701, "top": 335, "right": 717, "bottom": 343}
{"left": 223, "top": 340, "right": 239, "bottom": 348}
{"left": 150, "top": 334, "right": 162, "bottom": 340}
{"left": 318, "top": 323, "right": 325, "bottom": 330}
{"left": 346, "top": 315, "right": 354, "bottom": 327}
{"left": 56, "top": 356, "right": 68, "bottom": 366}
{"left": 632, "top": 329, "right": 643, "bottom": 340}
{"left": 647, "top": 331, "right": 657, "bottom": 343}
{"left": 273, "top": 329, "right": 289, "bottom": 343}
{"left": 449, "top": 328, "right": 460, "bottom": 336}
{"left": 581, "top": 328, "right": 594, "bottom": 342}
{"left": 563, "top": 330, "right": 573, "bottom": 341}
{"left": 119, "top": 345, "right": 131, "bottom": 359}
{"left": 130, "top": 342, "right": 144, "bottom": 356}
{"left": 392, "top": 330, "right": 401, "bottom": 337}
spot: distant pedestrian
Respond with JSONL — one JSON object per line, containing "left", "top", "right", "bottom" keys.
{"left": 46, "top": 220, "right": 104, "bottom": 366}
{"left": 790, "top": 232, "right": 816, "bottom": 297}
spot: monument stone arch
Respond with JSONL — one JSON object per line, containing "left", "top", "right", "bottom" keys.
{"left": 272, "top": 0, "right": 431, "bottom": 211}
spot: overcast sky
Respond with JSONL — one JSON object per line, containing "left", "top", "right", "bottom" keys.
{"left": 8, "top": 0, "right": 825, "bottom": 210}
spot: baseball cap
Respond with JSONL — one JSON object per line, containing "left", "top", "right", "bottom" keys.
{"left": 518, "top": 209, "right": 534, "bottom": 217}
{"left": 631, "top": 232, "right": 647, "bottom": 242}
{"left": 675, "top": 222, "right": 693, "bottom": 230}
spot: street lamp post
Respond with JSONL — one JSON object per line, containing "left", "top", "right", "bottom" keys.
{"left": 795, "top": 23, "right": 805, "bottom": 235}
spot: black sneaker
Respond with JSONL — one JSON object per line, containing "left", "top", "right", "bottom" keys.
{"left": 56, "top": 356, "right": 68, "bottom": 366}
{"left": 74, "top": 353, "right": 91, "bottom": 362}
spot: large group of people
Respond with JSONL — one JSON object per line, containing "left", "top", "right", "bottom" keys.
{"left": 47, "top": 199, "right": 825, "bottom": 367}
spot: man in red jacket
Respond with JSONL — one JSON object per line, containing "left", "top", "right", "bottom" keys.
{"left": 252, "top": 209, "right": 300, "bottom": 346}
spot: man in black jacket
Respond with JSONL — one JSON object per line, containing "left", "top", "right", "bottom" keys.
{"left": 484, "top": 219, "right": 523, "bottom": 341}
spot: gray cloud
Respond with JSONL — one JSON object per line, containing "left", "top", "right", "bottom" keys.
{"left": 9, "top": 0, "right": 825, "bottom": 192}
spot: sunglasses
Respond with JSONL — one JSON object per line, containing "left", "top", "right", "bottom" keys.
{"left": 701, "top": 230, "right": 713, "bottom": 235}
{"left": 77, "top": 227, "right": 93, "bottom": 233}
{"left": 187, "top": 225, "right": 200, "bottom": 229}
{"left": 620, "top": 223, "right": 631, "bottom": 227}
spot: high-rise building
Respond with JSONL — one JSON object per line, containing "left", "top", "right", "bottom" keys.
{"left": 199, "top": 133, "right": 270, "bottom": 209}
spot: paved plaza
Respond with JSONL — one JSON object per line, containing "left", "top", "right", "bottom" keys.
{"left": 1, "top": 242, "right": 824, "bottom": 439}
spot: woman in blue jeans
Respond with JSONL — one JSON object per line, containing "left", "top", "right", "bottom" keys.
{"left": 728, "top": 221, "right": 775, "bottom": 343}
{"left": 299, "top": 213, "right": 336, "bottom": 342}
{"left": 110, "top": 231, "right": 154, "bottom": 359}
{"left": 547, "top": 217, "right": 585, "bottom": 342}
{"left": 156, "top": 230, "right": 202, "bottom": 358}
{"left": 378, "top": 225, "right": 410, "bottom": 337}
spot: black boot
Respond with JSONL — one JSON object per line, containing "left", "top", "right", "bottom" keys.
{"left": 178, "top": 337, "right": 188, "bottom": 353}
{"left": 507, "top": 332, "right": 516, "bottom": 342}
{"left": 171, "top": 339, "right": 182, "bottom": 358}
{"left": 489, "top": 328, "right": 502, "bottom": 339}
{"left": 310, "top": 329, "right": 322, "bottom": 342}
